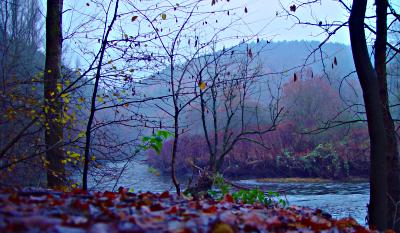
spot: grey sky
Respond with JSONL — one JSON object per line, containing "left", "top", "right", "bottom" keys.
{"left": 60, "top": 0, "right": 351, "bottom": 42}
{"left": 40, "top": 0, "right": 354, "bottom": 69}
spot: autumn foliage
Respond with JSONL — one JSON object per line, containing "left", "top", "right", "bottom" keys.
{"left": 0, "top": 188, "right": 372, "bottom": 233}
{"left": 148, "top": 76, "right": 370, "bottom": 179}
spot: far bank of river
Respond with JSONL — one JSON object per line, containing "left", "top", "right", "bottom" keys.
{"left": 87, "top": 159, "right": 369, "bottom": 225}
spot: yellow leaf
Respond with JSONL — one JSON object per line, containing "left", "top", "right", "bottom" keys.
{"left": 61, "top": 93, "right": 69, "bottom": 98}
{"left": 78, "top": 131, "right": 86, "bottom": 138}
{"left": 78, "top": 97, "right": 85, "bottom": 103}
{"left": 91, "top": 155, "right": 96, "bottom": 161}
{"left": 97, "top": 96, "right": 104, "bottom": 103}
{"left": 47, "top": 69, "right": 52, "bottom": 73}
{"left": 161, "top": 13, "right": 167, "bottom": 20}
{"left": 70, "top": 153, "right": 80, "bottom": 159}
{"left": 199, "top": 82, "right": 206, "bottom": 90}
{"left": 57, "top": 83, "right": 63, "bottom": 93}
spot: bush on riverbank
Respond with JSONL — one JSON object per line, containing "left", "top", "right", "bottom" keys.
{"left": 146, "top": 123, "right": 370, "bottom": 179}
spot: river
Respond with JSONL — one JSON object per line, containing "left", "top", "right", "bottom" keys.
{"left": 88, "top": 158, "right": 369, "bottom": 225}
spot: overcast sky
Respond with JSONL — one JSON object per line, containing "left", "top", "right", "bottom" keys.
{"left": 59, "top": 0, "right": 352, "bottom": 43}
{"left": 38, "top": 0, "right": 355, "bottom": 68}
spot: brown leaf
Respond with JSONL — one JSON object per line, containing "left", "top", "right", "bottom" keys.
{"left": 290, "top": 4, "right": 296, "bottom": 12}
{"left": 212, "top": 223, "right": 234, "bottom": 233}
{"left": 131, "top": 16, "right": 138, "bottom": 22}
{"left": 248, "top": 48, "right": 253, "bottom": 59}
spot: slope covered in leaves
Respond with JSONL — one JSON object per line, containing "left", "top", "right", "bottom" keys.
{"left": 0, "top": 188, "right": 372, "bottom": 233}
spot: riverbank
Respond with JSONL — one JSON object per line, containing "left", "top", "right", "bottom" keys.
{"left": 0, "top": 188, "right": 372, "bottom": 233}
{"left": 255, "top": 177, "right": 369, "bottom": 183}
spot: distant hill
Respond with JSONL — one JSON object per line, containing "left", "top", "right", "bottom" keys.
{"left": 249, "top": 40, "right": 355, "bottom": 75}
{"left": 129, "top": 40, "right": 359, "bottom": 134}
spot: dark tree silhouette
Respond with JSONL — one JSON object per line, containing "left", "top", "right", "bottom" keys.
{"left": 44, "top": 0, "right": 65, "bottom": 189}
{"left": 349, "top": 0, "right": 400, "bottom": 230}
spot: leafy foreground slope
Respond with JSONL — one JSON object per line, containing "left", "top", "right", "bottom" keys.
{"left": 0, "top": 188, "right": 373, "bottom": 233}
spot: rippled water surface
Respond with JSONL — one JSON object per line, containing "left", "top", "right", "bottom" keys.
{"left": 236, "top": 180, "right": 369, "bottom": 225}
{"left": 89, "top": 158, "right": 369, "bottom": 225}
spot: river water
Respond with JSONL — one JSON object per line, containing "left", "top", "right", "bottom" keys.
{"left": 89, "top": 159, "right": 369, "bottom": 225}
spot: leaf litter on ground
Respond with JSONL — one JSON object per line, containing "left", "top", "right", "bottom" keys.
{"left": 0, "top": 187, "right": 375, "bottom": 233}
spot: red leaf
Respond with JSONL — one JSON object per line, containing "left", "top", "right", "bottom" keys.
{"left": 104, "top": 191, "right": 117, "bottom": 199}
{"left": 203, "top": 205, "right": 217, "bottom": 214}
{"left": 159, "top": 191, "right": 170, "bottom": 198}
{"left": 150, "top": 203, "right": 165, "bottom": 211}
{"left": 166, "top": 205, "right": 179, "bottom": 214}
{"left": 223, "top": 194, "right": 234, "bottom": 203}
{"left": 71, "top": 199, "right": 89, "bottom": 211}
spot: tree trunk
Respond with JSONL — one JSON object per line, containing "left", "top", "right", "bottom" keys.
{"left": 82, "top": 0, "right": 120, "bottom": 191}
{"left": 349, "top": 0, "right": 389, "bottom": 230}
{"left": 171, "top": 121, "right": 181, "bottom": 196}
{"left": 375, "top": 0, "right": 400, "bottom": 230}
{"left": 44, "top": 0, "right": 65, "bottom": 189}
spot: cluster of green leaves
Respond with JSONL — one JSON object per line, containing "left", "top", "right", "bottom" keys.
{"left": 140, "top": 130, "right": 173, "bottom": 154}
{"left": 232, "top": 189, "right": 287, "bottom": 207}
{"left": 211, "top": 173, "right": 231, "bottom": 195}
{"left": 208, "top": 173, "right": 287, "bottom": 207}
